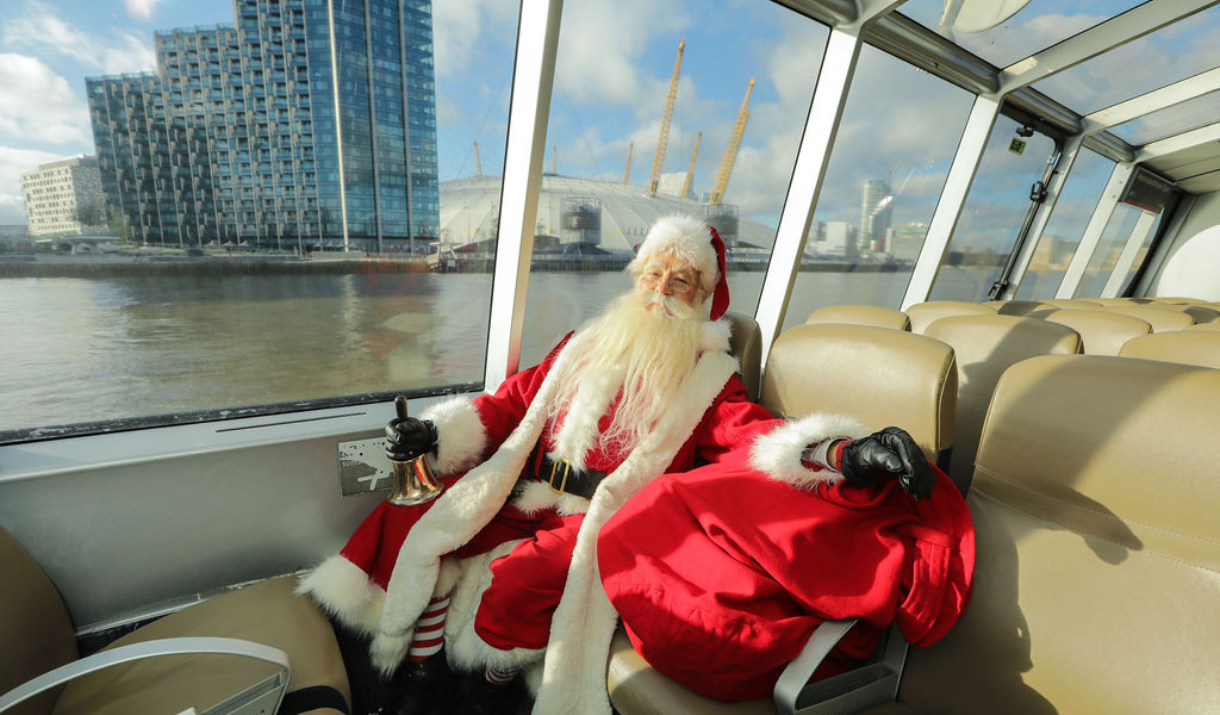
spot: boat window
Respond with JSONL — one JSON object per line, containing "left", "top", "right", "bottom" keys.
{"left": 1032, "top": 5, "right": 1220, "bottom": 114}
{"left": 1108, "top": 88, "right": 1220, "bottom": 145}
{"left": 1074, "top": 169, "right": 1176, "bottom": 298}
{"left": 780, "top": 42, "right": 974, "bottom": 330}
{"left": 898, "top": 0, "right": 1148, "bottom": 70}
{"left": 928, "top": 114, "right": 1056, "bottom": 302}
{"left": 1073, "top": 204, "right": 1157, "bottom": 297}
{"left": 1016, "top": 148, "right": 1114, "bottom": 300}
{"left": 516, "top": 0, "right": 830, "bottom": 366}
{"left": 0, "top": 0, "right": 518, "bottom": 438}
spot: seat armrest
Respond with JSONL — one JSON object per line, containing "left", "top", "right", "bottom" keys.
{"left": 774, "top": 620, "right": 908, "bottom": 715}
{"left": 0, "top": 637, "right": 290, "bottom": 715}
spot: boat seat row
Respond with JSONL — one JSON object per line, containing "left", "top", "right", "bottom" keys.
{"left": 0, "top": 532, "right": 350, "bottom": 714}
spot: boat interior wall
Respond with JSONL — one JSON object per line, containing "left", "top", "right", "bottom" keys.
{"left": 759, "top": 323, "right": 956, "bottom": 466}
{"left": 921, "top": 315, "right": 1082, "bottom": 493}
{"left": 1143, "top": 212, "right": 1220, "bottom": 301}
{"left": 1117, "top": 330, "right": 1220, "bottom": 369}
{"left": 865, "top": 356, "right": 1220, "bottom": 715}
{"left": 0, "top": 402, "right": 426, "bottom": 633}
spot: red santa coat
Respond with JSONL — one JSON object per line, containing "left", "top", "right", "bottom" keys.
{"left": 298, "top": 319, "right": 798, "bottom": 715}
{"left": 599, "top": 459, "right": 975, "bottom": 701}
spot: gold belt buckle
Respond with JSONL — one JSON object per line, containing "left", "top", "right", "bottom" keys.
{"left": 548, "top": 457, "right": 572, "bottom": 495}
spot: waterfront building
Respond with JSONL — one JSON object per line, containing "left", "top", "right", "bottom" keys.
{"left": 860, "top": 178, "right": 892, "bottom": 251}
{"left": 20, "top": 156, "right": 103, "bottom": 237}
{"left": 86, "top": 0, "right": 438, "bottom": 251}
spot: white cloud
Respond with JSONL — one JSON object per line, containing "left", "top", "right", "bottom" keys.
{"left": 432, "top": 0, "right": 520, "bottom": 80}
{"left": 0, "top": 54, "right": 92, "bottom": 146}
{"left": 0, "top": 145, "right": 73, "bottom": 224}
{"left": 2, "top": 1, "right": 155, "bottom": 74}
{"left": 124, "top": 0, "right": 165, "bottom": 21}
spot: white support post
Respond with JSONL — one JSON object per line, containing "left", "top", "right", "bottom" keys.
{"left": 1101, "top": 211, "right": 1157, "bottom": 297}
{"left": 1084, "top": 66, "right": 1220, "bottom": 131}
{"left": 1007, "top": 134, "right": 1085, "bottom": 299}
{"left": 1056, "top": 162, "right": 1135, "bottom": 298}
{"left": 482, "top": 0, "right": 563, "bottom": 393}
{"left": 900, "top": 95, "right": 1000, "bottom": 310}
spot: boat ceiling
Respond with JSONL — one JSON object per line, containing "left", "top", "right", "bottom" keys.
{"left": 826, "top": 0, "right": 1220, "bottom": 195}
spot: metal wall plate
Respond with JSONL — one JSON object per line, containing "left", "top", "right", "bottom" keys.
{"left": 337, "top": 437, "right": 393, "bottom": 496}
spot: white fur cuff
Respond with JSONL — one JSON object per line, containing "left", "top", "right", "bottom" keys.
{"left": 750, "top": 413, "right": 869, "bottom": 490}
{"left": 295, "top": 555, "right": 385, "bottom": 635}
{"left": 421, "top": 396, "right": 487, "bottom": 474}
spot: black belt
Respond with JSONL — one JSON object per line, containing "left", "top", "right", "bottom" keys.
{"left": 534, "top": 451, "right": 608, "bottom": 500}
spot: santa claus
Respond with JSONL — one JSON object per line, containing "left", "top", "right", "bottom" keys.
{"left": 297, "top": 215, "right": 935, "bottom": 715}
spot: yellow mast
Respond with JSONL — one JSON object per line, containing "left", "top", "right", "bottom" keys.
{"left": 649, "top": 39, "right": 685, "bottom": 197}
{"left": 710, "top": 77, "right": 755, "bottom": 205}
{"left": 473, "top": 140, "right": 483, "bottom": 177}
{"left": 623, "top": 142, "right": 633, "bottom": 185}
{"left": 681, "top": 131, "right": 701, "bottom": 199}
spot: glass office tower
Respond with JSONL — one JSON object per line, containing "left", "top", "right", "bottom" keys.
{"left": 86, "top": 0, "right": 439, "bottom": 251}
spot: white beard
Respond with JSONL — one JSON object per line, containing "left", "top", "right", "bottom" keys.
{"left": 545, "top": 290, "right": 703, "bottom": 468}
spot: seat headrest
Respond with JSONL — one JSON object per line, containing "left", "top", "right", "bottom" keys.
{"left": 1118, "top": 330, "right": 1220, "bottom": 369}
{"left": 1031, "top": 308, "right": 1151, "bottom": 356}
{"left": 905, "top": 301, "right": 996, "bottom": 334}
{"left": 974, "top": 355, "right": 1220, "bottom": 558}
{"left": 1100, "top": 305, "right": 1194, "bottom": 332}
{"left": 805, "top": 304, "right": 911, "bottom": 331}
{"left": 762, "top": 323, "right": 956, "bottom": 460}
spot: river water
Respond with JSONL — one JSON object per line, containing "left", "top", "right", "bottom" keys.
{"left": 0, "top": 263, "right": 1007, "bottom": 433}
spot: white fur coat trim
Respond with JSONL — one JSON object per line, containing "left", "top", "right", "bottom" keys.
{"left": 748, "top": 413, "right": 869, "bottom": 489}
{"left": 421, "top": 396, "right": 487, "bottom": 475}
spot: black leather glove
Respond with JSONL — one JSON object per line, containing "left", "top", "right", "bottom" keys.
{"left": 385, "top": 417, "right": 438, "bottom": 462}
{"left": 840, "top": 426, "right": 934, "bottom": 500}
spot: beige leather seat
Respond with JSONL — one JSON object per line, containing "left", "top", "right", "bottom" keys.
{"left": 1030, "top": 308, "right": 1152, "bottom": 356}
{"left": 0, "top": 525, "right": 349, "bottom": 715}
{"left": 607, "top": 324, "right": 958, "bottom": 715}
{"left": 904, "top": 301, "right": 996, "bottom": 335}
{"left": 1036, "top": 298, "right": 1103, "bottom": 309}
{"left": 1099, "top": 305, "right": 1194, "bottom": 332}
{"left": 1118, "top": 331, "right": 1220, "bottom": 369}
{"left": 725, "top": 310, "right": 763, "bottom": 402}
{"left": 856, "top": 355, "right": 1220, "bottom": 715}
{"left": 804, "top": 305, "right": 911, "bottom": 332}
{"left": 1185, "top": 321, "right": 1220, "bottom": 332}
{"left": 1181, "top": 304, "right": 1220, "bottom": 325}
{"left": 992, "top": 300, "right": 1051, "bottom": 316}
{"left": 1149, "top": 296, "right": 1208, "bottom": 305}
{"left": 923, "top": 315, "right": 1081, "bottom": 492}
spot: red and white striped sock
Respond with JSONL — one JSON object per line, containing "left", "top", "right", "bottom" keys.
{"left": 485, "top": 664, "right": 521, "bottom": 685}
{"left": 408, "top": 595, "right": 449, "bottom": 662}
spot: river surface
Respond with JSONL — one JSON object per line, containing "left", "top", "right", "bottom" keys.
{"left": 0, "top": 264, "right": 1019, "bottom": 433}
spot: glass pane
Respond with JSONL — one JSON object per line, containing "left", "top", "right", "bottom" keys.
{"left": 519, "top": 0, "right": 830, "bottom": 366}
{"left": 929, "top": 115, "right": 1056, "bottom": 302}
{"left": 782, "top": 43, "right": 975, "bottom": 331}
{"left": 1034, "top": 5, "right": 1220, "bottom": 114}
{"left": 1118, "top": 210, "right": 1165, "bottom": 294}
{"left": 898, "top": 0, "right": 1145, "bottom": 69}
{"left": 1108, "top": 87, "right": 1220, "bottom": 145}
{"left": 0, "top": 0, "right": 516, "bottom": 433}
{"left": 1072, "top": 203, "right": 1143, "bottom": 297}
{"left": 1016, "top": 148, "right": 1114, "bottom": 300}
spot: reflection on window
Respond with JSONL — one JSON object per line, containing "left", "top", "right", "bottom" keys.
{"left": 782, "top": 43, "right": 973, "bottom": 331}
{"left": 898, "top": 0, "right": 1143, "bottom": 69}
{"left": 0, "top": 0, "right": 516, "bottom": 434}
{"left": 1016, "top": 149, "right": 1114, "bottom": 300}
{"left": 518, "top": 0, "right": 829, "bottom": 366}
{"left": 1033, "top": 5, "right": 1220, "bottom": 114}
{"left": 1109, "top": 88, "right": 1220, "bottom": 145}
{"left": 928, "top": 115, "right": 1054, "bottom": 303}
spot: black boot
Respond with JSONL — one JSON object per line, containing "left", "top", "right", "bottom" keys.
{"left": 393, "top": 649, "right": 459, "bottom": 715}
{"left": 452, "top": 673, "right": 523, "bottom": 715}
{"left": 328, "top": 620, "right": 405, "bottom": 715}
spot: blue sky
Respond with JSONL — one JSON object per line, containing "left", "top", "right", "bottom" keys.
{"left": 2, "top": 0, "right": 1215, "bottom": 247}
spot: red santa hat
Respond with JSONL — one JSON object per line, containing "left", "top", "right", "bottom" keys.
{"left": 628, "top": 215, "right": 730, "bottom": 320}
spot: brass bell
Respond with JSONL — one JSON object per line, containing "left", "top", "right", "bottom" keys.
{"left": 387, "top": 396, "right": 444, "bottom": 506}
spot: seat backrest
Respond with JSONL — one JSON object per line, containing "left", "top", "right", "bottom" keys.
{"left": 1117, "top": 331, "right": 1220, "bottom": 369}
{"left": 1031, "top": 308, "right": 1151, "bottom": 356}
{"left": 0, "top": 525, "right": 79, "bottom": 715}
{"left": 760, "top": 324, "right": 956, "bottom": 464}
{"left": 923, "top": 315, "right": 1081, "bottom": 492}
{"left": 723, "top": 310, "right": 763, "bottom": 402}
{"left": 1181, "top": 305, "right": 1220, "bottom": 325}
{"left": 993, "top": 300, "right": 1050, "bottom": 316}
{"left": 1100, "top": 304, "right": 1194, "bottom": 332}
{"left": 1185, "top": 321, "right": 1220, "bottom": 332}
{"left": 905, "top": 301, "right": 996, "bottom": 335}
{"left": 804, "top": 304, "right": 911, "bottom": 331}
{"left": 1037, "top": 298, "right": 1103, "bottom": 309}
{"left": 891, "top": 355, "right": 1220, "bottom": 715}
